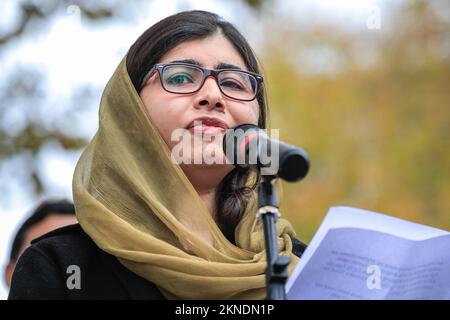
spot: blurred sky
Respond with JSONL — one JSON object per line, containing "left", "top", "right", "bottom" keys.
{"left": 0, "top": 0, "right": 398, "bottom": 299}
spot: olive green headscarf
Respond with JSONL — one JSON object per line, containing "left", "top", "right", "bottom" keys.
{"left": 72, "top": 56, "right": 299, "bottom": 299}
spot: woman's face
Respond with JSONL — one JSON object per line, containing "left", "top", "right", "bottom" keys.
{"left": 140, "top": 34, "right": 260, "bottom": 179}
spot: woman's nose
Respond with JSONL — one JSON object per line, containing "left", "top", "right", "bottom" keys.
{"left": 194, "top": 76, "right": 224, "bottom": 110}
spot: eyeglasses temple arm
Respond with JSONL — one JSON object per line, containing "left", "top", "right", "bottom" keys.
{"left": 140, "top": 66, "right": 157, "bottom": 90}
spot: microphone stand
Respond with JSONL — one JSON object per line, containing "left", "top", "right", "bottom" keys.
{"left": 258, "top": 174, "right": 291, "bottom": 300}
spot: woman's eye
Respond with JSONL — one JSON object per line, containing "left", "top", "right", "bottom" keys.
{"left": 221, "top": 80, "right": 245, "bottom": 90}
{"left": 166, "top": 73, "right": 193, "bottom": 85}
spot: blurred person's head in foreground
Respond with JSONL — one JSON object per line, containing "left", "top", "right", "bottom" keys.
{"left": 4, "top": 200, "right": 77, "bottom": 288}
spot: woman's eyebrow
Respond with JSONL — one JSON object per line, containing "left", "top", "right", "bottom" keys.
{"left": 169, "top": 58, "right": 200, "bottom": 66}
{"left": 216, "top": 62, "right": 243, "bottom": 70}
{"left": 168, "top": 59, "right": 243, "bottom": 70}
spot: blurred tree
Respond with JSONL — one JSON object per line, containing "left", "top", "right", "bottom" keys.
{"left": 259, "top": 0, "right": 450, "bottom": 241}
{"left": 0, "top": 0, "right": 138, "bottom": 199}
{"left": 243, "top": 0, "right": 267, "bottom": 11}
{"left": 0, "top": 1, "right": 115, "bottom": 46}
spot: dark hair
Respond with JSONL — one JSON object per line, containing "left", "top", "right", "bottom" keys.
{"left": 126, "top": 10, "right": 266, "bottom": 243}
{"left": 8, "top": 200, "right": 76, "bottom": 261}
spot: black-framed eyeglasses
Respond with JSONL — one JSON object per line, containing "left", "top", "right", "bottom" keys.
{"left": 140, "top": 63, "right": 263, "bottom": 102}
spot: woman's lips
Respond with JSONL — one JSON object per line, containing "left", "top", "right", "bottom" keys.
{"left": 187, "top": 117, "right": 229, "bottom": 135}
{"left": 188, "top": 125, "right": 226, "bottom": 134}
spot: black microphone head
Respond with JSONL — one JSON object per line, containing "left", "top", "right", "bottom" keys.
{"left": 223, "top": 123, "right": 309, "bottom": 182}
{"left": 278, "top": 146, "right": 309, "bottom": 182}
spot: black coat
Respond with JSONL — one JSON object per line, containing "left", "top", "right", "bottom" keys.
{"left": 8, "top": 224, "right": 307, "bottom": 300}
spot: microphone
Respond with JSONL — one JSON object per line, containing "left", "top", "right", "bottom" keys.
{"left": 223, "top": 124, "right": 309, "bottom": 182}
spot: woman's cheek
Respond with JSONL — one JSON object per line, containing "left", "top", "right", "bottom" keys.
{"left": 242, "top": 105, "right": 259, "bottom": 125}
{"left": 229, "top": 103, "right": 258, "bottom": 125}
